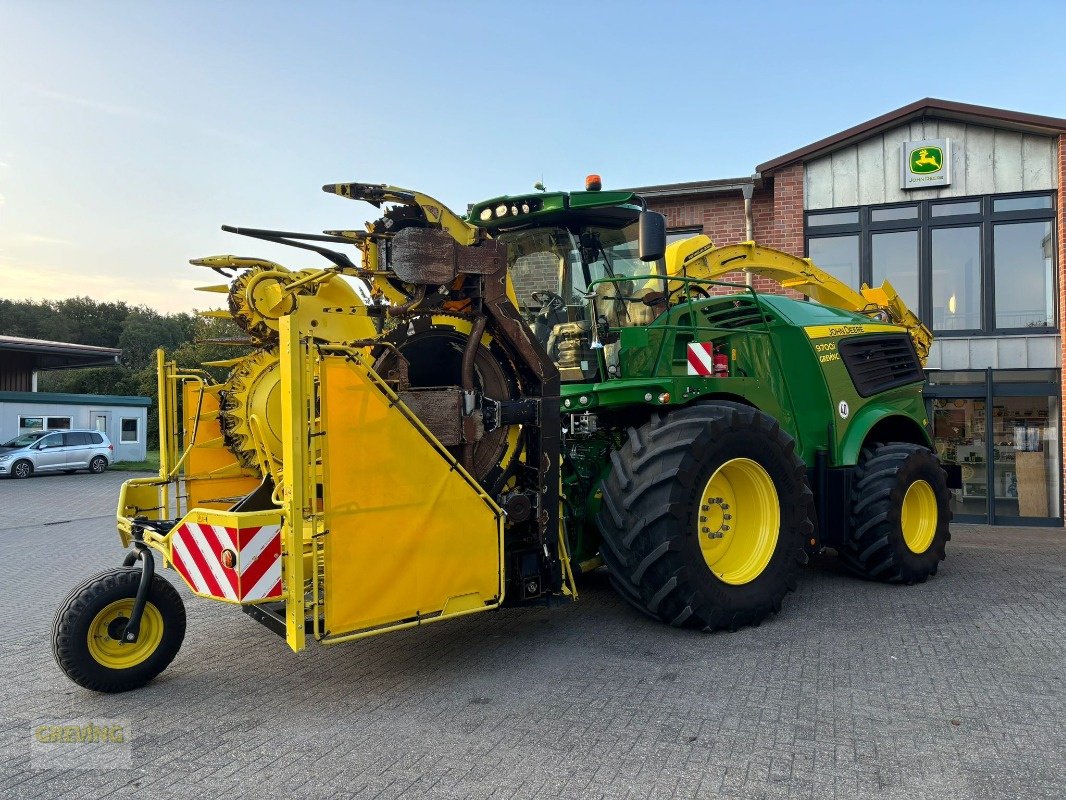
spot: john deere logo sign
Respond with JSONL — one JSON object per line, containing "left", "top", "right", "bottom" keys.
{"left": 910, "top": 146, "right": 943, "bottom": 174}
{"left": 900, "top": 138, "right": 951, "bottom": 189}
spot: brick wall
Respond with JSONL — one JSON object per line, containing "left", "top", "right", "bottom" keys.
{"left": 1058, "top": 134, "right": 1065, "bottom": 519}
{"left": 648, "top": 164, "right": 806, "bottom": 298}
{"left": 764, "top": 163, "right": 804, "bottom": 256}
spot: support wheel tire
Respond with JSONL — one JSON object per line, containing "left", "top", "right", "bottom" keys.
{"left": 53, "top": 567, "right": 186, "bottom": 693}
{"left": 89, "top": 456, "right": 108, "bottom": 474}
{"left": 596, "top": 402, "right": 813, "bottom": 631}
{"left": 11, "top": 460, "right": 33, "bottom": 479}
{"left": 841, "top": 442, "right": 951, "bottom": 584}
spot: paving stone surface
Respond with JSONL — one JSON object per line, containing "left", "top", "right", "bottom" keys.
{"left": 0, "top": 472, "right": 1063, "bottom": 799}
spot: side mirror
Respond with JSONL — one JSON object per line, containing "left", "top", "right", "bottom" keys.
{"left": 638, "top": 211, "right": 666, "bottom": 262}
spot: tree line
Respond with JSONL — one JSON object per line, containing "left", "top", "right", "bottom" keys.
{"left": 1, "top": 297, "right": 249, "bottom": 449}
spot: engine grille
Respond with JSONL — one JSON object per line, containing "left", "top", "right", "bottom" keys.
{"left": 839, "top": 334, "right": 924, "bottom": 397}
{"left": 697, "top": 298, "right": 768, "bottom": 329}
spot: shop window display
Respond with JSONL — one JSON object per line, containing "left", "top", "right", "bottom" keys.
{"left": 933, "top": 395, "right": 1061, "bottom": 520}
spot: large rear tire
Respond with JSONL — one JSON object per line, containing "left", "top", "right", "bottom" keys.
{"left": 841, "top": 442, "right": 951, "bottom": 584}
{"left": 596, "top": 403, "right": 813, "bottom": 631}
{"left": 53, "top": 567, "right": 186, "bottom": 693}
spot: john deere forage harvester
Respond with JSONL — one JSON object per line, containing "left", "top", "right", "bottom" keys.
{"left": 53, "top": 180, "right": 951, "bottom": 692}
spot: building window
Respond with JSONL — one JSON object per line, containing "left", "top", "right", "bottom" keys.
{"left": 804, "top": 192, "right": 1057, "bottom": 336}
{"left": 18, "top": 416, "right": 43, "bottom": 432}
{"left": 993, "top": 221, "right": 1055, "bottom": 328}
{"left": 120, "top": 418, "right": 140, "bottom": 444}
{"left": 46, "top": 417, "right": 72, "bottom": 430}
{"left": 871, "top": 205, "right": 918, "bottom": 222}
{"left": 807, "top": 210, "right": 859, "bottom": 227}
{"left": 808, "top": 235, "right": 860, "bottom": 287}
{"left": 931, "top": 226, "right": 981, "bottom": 331}
{"left": 871, "top": 229, "right": 919, "bottom": 311}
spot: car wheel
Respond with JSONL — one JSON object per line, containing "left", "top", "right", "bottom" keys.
{"left": 89, "top": 456, "right": 108, "bottom": 474}
{"left": 12, "top": 460, "right": 33, "bottom": 479}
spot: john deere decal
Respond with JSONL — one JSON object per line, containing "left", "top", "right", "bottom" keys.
{"left": 900, "top": 138, "right": 952, "bottom": 189}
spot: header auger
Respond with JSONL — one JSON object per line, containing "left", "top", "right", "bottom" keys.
{"left": 53, "top": 179, "right": 952, "bottom": 692}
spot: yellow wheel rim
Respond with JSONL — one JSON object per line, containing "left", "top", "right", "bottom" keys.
{"left": 901, "top": 479, "right": 937, "bottom": 554}
{"left": 697, "top": 458, "right": 780, "bottom": 585}
{"left": 86, "top": 599, "right": 164, "bottom": 670}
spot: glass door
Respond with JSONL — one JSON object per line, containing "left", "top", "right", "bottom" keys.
{"left": 990, "top": 393, "right": 1062, "bottom": 524}
{"left": 932, "top": 397, "right": 989, "bottom": 520}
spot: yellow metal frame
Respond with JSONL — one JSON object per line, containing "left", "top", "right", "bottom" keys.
{"left": 665, "top": 237, "right": 933, "bottom": 363}
{"left": 276, "top": 307, "right": 505, "bottom": 649}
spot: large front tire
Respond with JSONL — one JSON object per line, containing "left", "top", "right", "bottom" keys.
{"left": 841, "top": 442, "right": 951, "bottom": 584}
{"left": 597, "top": 403, "right": 813, "bottom": 631}
{"left": 53, "top": 567, "right": 186, "bottom": 692}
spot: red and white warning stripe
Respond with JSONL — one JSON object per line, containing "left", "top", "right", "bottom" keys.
{"left": 235, "top": 524, "right": 283, "bottom": 602}
{"left": 170, "top": 522, "right": 282, "bottom": 602}
{"left": 687, "top": 342, "right": 717, "bottom": 376}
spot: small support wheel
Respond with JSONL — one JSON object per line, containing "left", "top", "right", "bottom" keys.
{"left": 53, "top": 567, "right": 186, "bottom": 692}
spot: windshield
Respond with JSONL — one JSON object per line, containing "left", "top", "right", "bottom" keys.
{"left": 499, "top": 221, "right": 666, "bottom": 383}
{"left": 2, "top": 432, "right": 46, "bottom": 448}
{"left": 501, "top": 221, "right": 659, "bottom": 311}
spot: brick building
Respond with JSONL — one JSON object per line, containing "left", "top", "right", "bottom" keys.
{"left": 633, "top": 98, "right": 1065, "bottom": 527}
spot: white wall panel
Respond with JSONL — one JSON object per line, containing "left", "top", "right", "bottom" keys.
{"left": 804, "top": 119, "right": 1056, "bottom": 209}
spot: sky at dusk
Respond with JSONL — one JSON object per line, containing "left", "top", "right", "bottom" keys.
{"left": 1, "top": 0, "right": 1064, "bottom": 312}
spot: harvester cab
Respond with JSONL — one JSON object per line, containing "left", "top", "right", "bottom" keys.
{"left": 467, "top": 186, "right": 668, "bottom": 383}
{"left": 53, "top": 179, "right": 952, "bottom": 694}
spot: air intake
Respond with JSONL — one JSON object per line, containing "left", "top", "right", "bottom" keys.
{"left": 839, "top": 334, "right": 924, "bottom": 397}
{"left": 697, "top": 298, "right": 768, "bottom": 330}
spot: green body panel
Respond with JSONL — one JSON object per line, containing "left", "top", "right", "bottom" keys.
{"left": 468, "top": 191, "right": 639, "bottom": 231}
{"left": 559, "top": 292, "right": 930, "bottom": 470}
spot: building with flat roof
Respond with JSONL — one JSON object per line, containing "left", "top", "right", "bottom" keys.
{"left": 0, "top": 335, "right": 149, "bottom": 462}
{"left": 634, "top": 99, "right": 1064, "bottom": 527}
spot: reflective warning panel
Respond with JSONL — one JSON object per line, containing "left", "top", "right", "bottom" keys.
{"left": 168, "top": 512, "right": 283, "bottom": 604}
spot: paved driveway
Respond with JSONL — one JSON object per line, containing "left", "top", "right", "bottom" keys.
{"left": 1, "top": 472, "right": 1063, "bottom": 799}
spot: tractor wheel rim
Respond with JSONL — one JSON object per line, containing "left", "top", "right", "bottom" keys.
{"left": 86, "top": 599, "right": 164, "bottom": 669}
{"left": 697, "top": 457, "right": 780, "bottom": 585}
{"left": 901, "top": 479, "right": 937, "bottom": 554}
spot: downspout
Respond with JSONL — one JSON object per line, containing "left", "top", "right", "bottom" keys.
{"left": 741, "top": 180, "right": 755, "bottom": 286}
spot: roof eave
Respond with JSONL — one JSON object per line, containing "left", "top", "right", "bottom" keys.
{"left": 757, "top": 97, "right": 1066, "bottom": 174}
{"left": 626, "top": 176, "right": 760, "bottom": 200}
